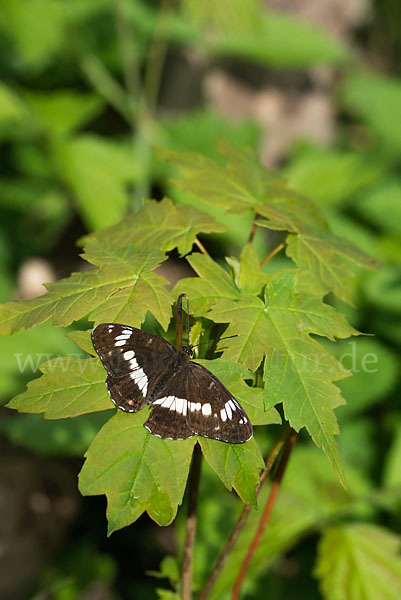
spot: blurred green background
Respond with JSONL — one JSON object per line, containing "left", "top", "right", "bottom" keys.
{"left": 0, "top": 1, "right": 400, "bottom": 598}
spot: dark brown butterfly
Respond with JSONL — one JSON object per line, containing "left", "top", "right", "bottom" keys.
{"left": 92, "top": 323, "right": 253, "bottom": 443}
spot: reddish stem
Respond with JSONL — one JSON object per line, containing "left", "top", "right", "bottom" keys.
{"left": 247, "top": 220, "right": 258, "bottom": 244}
{"left": 231, "top": 429, "right": 298, "bottom": 600}
{"left": 197, "top": 424, "right": 292, "bottom": 600}
{"left": 182, "top": 444, "right": 202, "bottom": 600}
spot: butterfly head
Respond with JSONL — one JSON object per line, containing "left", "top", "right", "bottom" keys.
{"left": 181, "top": 345, "right": 194, "bottom": 359}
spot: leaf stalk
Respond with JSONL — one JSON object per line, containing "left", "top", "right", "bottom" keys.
{"left": 198, "top": 424, "right": 293, "bottom": 600}
{"left": 231, "top": 428, "right": 298, "bottom": 599}
{"left": 182, "top": 443, "right": 203, "bottom": 600}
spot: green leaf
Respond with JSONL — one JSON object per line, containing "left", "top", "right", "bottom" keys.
{"left": 148, "top": 555, "right": 180, "bottom": 584}
{"left": 327, "top": 211, "right": 383, "bottom": 261}
{"left": 356, "top": 180, "right": 401, "bottom": 237}
{"left": 329, "top": 338, "right": 399, "bottom": 418}
{"left": 365, "top": 267, "right": 401, "bottom": 313}
{"left": 183, "top": 1, "right": 348, "bottom": 67}
{"left": 285, "top": 147, "right": 382, "bottom": 207}
{"left": 66, "top": 329, "right": 95, "bottom": 356}
{"left": 383, "top": 423, "right": 401, "bottom": 489}
{"left": 195, "top": 359, "right": 281, "bottom": 426}
{"left": 0, "top": 198, "right": 227, "bottom": 335}
{"left": 78, "top": 410, "right": 196, "bottom": 532}
{"left": 7, "top": 357, "right": 112, "bottom": 418}
{"left": 208, "top": 269, "right": 357, "bottom": 368}
{"left": 1, "top": 412, "right": 109, "bottom": 456}
{"left": 25, "top": 90, "right": 104, "bottom": 137}
{"left": 206, "top": 447, "right": 371, "bottom": 599}
{"left": 238, "top": 244, "right": 269, "bottom": 295}
{"left": 0, "top": 322, "right": 81, "bottom": 402}
{"left": 205, "top": 269, "right": 357, "bottom": 484}
{"left": 55, "top": 135, "right": 137, "bottom": 231}
{"left": 182, "top": 0, "right": 264, "bottom": 36}
{"left": 339, "top": 419, "right": 376, "bottom": 474}
{"left": 161, "top": 109, "right": 260, "bottom": 161}
{"left": 157, "top": 141, "right": 326, "bottom": 232}
{"left": 0, "top": 0, "right": 65, "bottom": 68}
{"left": 84, "top": 197, "right": 226, "bottom": 258}
{"left": 315, "top": 524, "right": 401, "bottom": 600}
{"left": 175, "top": 245, "right": 270, "bottom": 317}
{"left": 285, "top": 230, "right": 376, "bottom": 303}
{"left": 199, "top": 437, "right": 264, "bottom": 505}
{"left": 210, "top": 9, "right": 349, "bottom": 68}
{"left": 160, "top": 142, "right": 373, "bottom": 303}
{"left": 0, "top": 245, "right": 171, "bottom": 334}
{"left": 0, "top": 83, "right": 27, "bottom": 124}
{"left": 174, "top": 253, "right": 239, "bottom": 315}
{"left": 342, "top": 71, "right": 401, "bottom": 156}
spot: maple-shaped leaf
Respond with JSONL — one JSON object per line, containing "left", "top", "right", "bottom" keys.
{"left": 0, "top": 246, "right": 171, "bottom": 334}
{"left": 66, "top": 330, "right": 95, "bottom": 355}
{"left": 157, "top": 141, "right": 374, "bottom": 304}
{"left": 79, "top": 410, "right": 196, "bottom": 533}
{"left": 231, "top": 244, "right": 270, "bottom": 295}
{"left": 7, "top": 357, "right": 111, "bottom": 418}
{"left": 285, "top": 230, "right": 377, "bottom": 303}
{"left": 157, "top": 141, "right": 325, "bottom": 232}
{"left": 205, "top": 269, "right": 357, "bottom": 484}
{"left": 315, "top": 523, "right": 401, "bottom": 600}
{"left": 199, "top": 437, "right": 264, "bottom": 506}
{"left": 0, "top": 198, "right": 226, "bottom": 335}
{"left": 174, "top": 244, "right": 267, "bottom": 317}
{"left": 173, "top": 253, "right": 240, "bottom": 316}
{"left": 82, "top": 197, "right": 226, "bottom": 258}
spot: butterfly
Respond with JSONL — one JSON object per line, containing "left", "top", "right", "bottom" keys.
{"left": 92, "top": 323, "right": 253, "bottom": 443}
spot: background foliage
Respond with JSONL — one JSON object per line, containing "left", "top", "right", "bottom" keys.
{"left": 0, "top": 0, "right": 401, "bottom": 599}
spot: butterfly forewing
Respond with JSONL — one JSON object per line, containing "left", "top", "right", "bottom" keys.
{"left": 92, "top": 323, "right": 175, "bottom": 412}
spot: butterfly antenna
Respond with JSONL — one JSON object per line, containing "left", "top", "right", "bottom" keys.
{"left": 186, "top": 296, "right": 190, "bottom": 346}
{"left": 192, "top": 334, "right": 240, "bottom": 349}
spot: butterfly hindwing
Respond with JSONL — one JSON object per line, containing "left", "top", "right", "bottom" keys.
{"left": 145, "top": 362, "right": 253, "bottom": 443}
{"left": 92, "top": 323, "right": 176, "bottom": 412}
{"left": 186, "top": 362, "right": 253, "bottom": 443}
{"left": 144, "top": 370, "right": 194, "bottom": 440}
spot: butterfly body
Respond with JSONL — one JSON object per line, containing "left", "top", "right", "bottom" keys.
{"left": 92, "top": 323, "right": 253, "bottom": 444}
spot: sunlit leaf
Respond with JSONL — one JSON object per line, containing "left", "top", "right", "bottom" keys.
{"left": 83, "top": 197, "right": 226, "bottom": 258}
{"left": 1, "top": 411, "right": 109, "bottom": 456}
{"left": 199, "top": 436, "right": 264, "bottom": 505}
{"left": 315, "top": 524, "right": 401, "bottom": 600}
{"left": 285, "top": 230, "right": 376, "bottom": 303}
{"left": 342, "top": 71, "right": 401, "bottom": 156}
{"left": 205, "top": 269, "right": 356, "bottom": 484}
{"left": 79, "top": 410, "right": 196, "bottom": 532}
{"left": 7, "top": 357, "right": 111, "bottom": 418}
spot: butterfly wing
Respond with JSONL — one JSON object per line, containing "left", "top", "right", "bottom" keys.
{"left": 145, "top": 362, "right": 253, "bottom": 443}
{"left": 92, "top": 323, "right": 176, "bottom": 413}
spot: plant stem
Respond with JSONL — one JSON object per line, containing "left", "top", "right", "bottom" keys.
{"left": 114, "top": 0, "right": 141, "bottom": 116}
{"left": 198, "top": 424, "right": 292, "bottom": 600}
{"left": 143, "top": 0, "right": 177, "bottom": 112}
{"left": 175, "top": 293, "right": 187, "bottom": 350}
{"left": 231, "top": 428, "right": 298, "bottom": 600}
{"left": 247, "top": 219, "right": 258, "bottom": 244}
{"left": 260, "top": 242, "right": 285, "bottom": 267}
{"left": 182, "top": 443, "right": 202, "bottom": 600}
{"left": 195, "top": 238, "right": 209, "bottom": 255}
